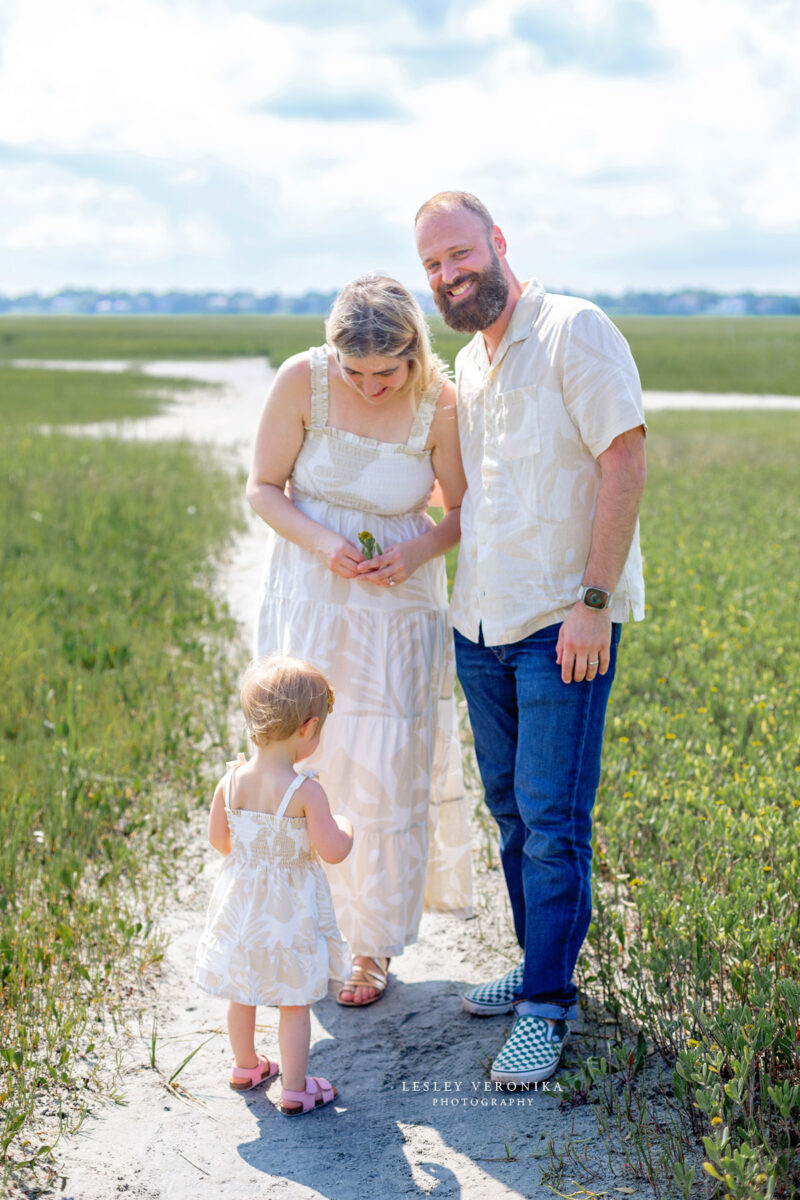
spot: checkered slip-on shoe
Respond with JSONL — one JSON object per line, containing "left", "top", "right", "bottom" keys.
{"left": 490, "top": 1016, "right": 569, "bottom": 1084}
{"left": 461, "top": 963, "right": 524, "bottom": 1016}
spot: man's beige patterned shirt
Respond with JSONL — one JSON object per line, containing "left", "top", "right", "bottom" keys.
{"left": 451, "top": 280, "right": 646, "bottom": 646}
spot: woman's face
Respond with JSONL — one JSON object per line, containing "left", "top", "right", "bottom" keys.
{"left": 337, "top": 352, "right": 411, "bottom": 405}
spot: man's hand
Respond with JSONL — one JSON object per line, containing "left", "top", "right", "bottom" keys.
{"left": 556, "top": 605, "right": 612, "bottom": 683}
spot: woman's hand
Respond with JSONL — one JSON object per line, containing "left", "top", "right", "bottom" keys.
{"left": 355, "top": 538, "right": 426, "bottom": 587}
{"left": 316, "top": 529, "right": 366, "bottom": 579}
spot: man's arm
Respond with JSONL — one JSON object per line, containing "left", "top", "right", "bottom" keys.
{"left": 556, "top": 426, "right": 647, "bottom": 683}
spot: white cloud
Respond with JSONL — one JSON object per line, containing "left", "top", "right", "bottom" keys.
{"left": 0, "top": 0, "right": 798, "bottom": 291}
{"left": 0, "top": 161, "right": 230, "bottom": 285}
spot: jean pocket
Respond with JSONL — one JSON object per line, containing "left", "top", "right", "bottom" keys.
{"left": 497, "top": 386, "right": 540, "bottom": 459}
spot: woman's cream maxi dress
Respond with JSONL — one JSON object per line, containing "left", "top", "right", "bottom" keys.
{"left": 255, "top": 347, "right": 472, "bottom": 958}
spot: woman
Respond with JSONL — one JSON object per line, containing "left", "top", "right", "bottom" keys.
{"left": 247, "top": 274, "right": 472, "bottom": 1006}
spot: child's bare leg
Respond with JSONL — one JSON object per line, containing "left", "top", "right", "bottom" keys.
{"left": 227, "top": 1001, "right": 258, "bottom": 1068}
{"left": 278, "top": 1006, "right": 336, "bottom": 1113}
{"left": 278, "top": 1006, "right": 310, "bottom": 1093}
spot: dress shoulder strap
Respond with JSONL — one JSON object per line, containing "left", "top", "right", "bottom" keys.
{"left": 308, "top": 345, "right": 330, "bottom": 428}
{"left": 406, "top": 376, "right": 443, "bottom": 452}
{"left": 223, "top": 753, "right": 248, "bottom": 811}
{"left": 275, "top": 768, "right": 318, "bottom": 818}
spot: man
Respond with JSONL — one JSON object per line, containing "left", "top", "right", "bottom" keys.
{"left": 415, "top": 191, "right": 646, "bottom": 1085}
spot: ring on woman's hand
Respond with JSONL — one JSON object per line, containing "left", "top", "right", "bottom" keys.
{"left": 588, "top": 658, "right": 599, "bottom": 666}
{"left": 388, "top": 576, "right": 395, "bottom": 586}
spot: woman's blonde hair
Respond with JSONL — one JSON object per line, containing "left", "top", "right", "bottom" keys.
{"left": 240, "top": 654, "right": 334, "bottom": 747}
{"left": 325, "top": 273, "right": 446, "bottom": 402}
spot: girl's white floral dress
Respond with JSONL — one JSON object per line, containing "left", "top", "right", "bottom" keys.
{"left": 195, "top": 757, "right": 351, "bottom": 1007}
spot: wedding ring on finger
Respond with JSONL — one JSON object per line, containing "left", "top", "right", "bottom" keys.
{"left": 588, "top": 659, "right": 599, "bottom": 666}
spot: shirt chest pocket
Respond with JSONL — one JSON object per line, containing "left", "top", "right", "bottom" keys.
{"left": 496, "top": 386, "right": 540, "bottom": 459}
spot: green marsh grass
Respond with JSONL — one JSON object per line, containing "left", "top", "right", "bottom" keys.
{"left": 616, "top": 316, "right": 800, "bottom": 395}
{"left": 0, "top": 365, "right": 194, "bottom": 425}
{"left": 0, "top": 314, "right": 319, "bottom": 364}
{"left": 3, "top": 314, "right": 800, "bottom": 396}
{"left": 0, "top": 367, "right": 243, "bottom": 1186}
{"left": 574, "top": 409, "right": 800, "bottom": 1197}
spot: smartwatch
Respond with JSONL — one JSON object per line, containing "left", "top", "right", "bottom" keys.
{"left": 578, "top": 585, "right": 612, "bottom": 610}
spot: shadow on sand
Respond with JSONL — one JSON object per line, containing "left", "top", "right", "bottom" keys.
{"left": 235, "top": 974, "right": 573, "bottom": 1199}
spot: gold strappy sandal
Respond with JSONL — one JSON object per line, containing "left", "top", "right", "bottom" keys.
{"left": 336, "top": 956, "right": 391, "bottom": 1007}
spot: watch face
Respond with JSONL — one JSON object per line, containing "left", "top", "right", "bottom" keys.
{"left": 583, "top": 588, "right": 609, "bottom": 609}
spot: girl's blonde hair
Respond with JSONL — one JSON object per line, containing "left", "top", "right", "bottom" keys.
{"left": 240, "top": 655, "right": 334, "bottom": 747}
{"left": 325, "top": 273, "right": 447, "bottom": 402}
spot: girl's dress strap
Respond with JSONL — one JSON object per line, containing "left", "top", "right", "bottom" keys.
{"left": 275, "top": 769, "right": 317, "bottom": 818}
{"left": 223, "top": 753, "right": 247, "bottom": 811}
{"left": 406, "top": 377, "right": 443, "bottom": 451}
{"left": 308, "top": 346, "right": 330, "bottom": 428}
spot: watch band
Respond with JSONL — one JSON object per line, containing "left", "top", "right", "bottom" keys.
{"left": 578, "top": 585, "right": 612, "bottom": 610}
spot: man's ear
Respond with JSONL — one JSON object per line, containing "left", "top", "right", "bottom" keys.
{"left": 491, "top": 224, "right": 507, "bottom": 258}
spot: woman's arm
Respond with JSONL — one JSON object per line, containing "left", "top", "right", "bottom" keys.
{"left": 357, "top": 381, "right": 466, "bottom": 586}
{"left": 246, "top": 354, "right": 366, "bottom": 579}
{"left": 301, "top": 780, "right": 354, "bottom": 864}
{"left": 423, "top": 379, "right": 467, "bottom": 555}
{"left": 208, "top": 780, "right": 231, "bottom": 855}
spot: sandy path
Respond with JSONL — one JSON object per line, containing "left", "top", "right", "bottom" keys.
{"left": 37, "top": 358, "right": 712, "bottom": 1199}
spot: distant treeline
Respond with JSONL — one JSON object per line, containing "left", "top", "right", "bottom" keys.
{"left": 2, "top": 287, "right": 800, "bottom": 318}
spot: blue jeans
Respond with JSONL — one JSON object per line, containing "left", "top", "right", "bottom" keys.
{"left": 454, "top": 622, "right": 621, "bottom": 1020}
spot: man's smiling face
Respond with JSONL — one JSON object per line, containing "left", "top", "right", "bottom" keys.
{"left": 416, "top": 207, "right": 510, "bottom": 333}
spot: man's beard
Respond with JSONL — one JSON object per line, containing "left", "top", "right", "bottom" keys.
{"left": 434, "top": 253, "right": 510, "bottom": 332}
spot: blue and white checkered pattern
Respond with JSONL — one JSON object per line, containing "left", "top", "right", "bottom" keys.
{"left": 461, "top": 963, "right": 524, "bottom": 1016}
{"left": 490, "top": 1016, "right": 568, "bottom": 1084}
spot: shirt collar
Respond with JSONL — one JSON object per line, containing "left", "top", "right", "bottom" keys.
{"left": 504, "top": 279, "right": 545, "bottom": 345}
{"left": 464, "top": 279, "right": 546, "bottom": 374}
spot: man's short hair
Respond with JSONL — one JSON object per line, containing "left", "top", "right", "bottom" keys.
{"left": 414, "top": 191, "right": 494, "bottom": 233}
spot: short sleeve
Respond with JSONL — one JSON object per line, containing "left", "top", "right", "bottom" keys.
{"left": 561, "top": 306, "right": 646, "bottom": 458}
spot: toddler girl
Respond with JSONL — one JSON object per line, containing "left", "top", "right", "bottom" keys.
{"left": 195, "top": 654, "right": 353, "bottom": 1116}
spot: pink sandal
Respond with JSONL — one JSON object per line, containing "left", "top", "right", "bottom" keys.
{"left": 229, "top": 1052, "right": 279, "bottom": 1091}
{"left": 278, "top": 1075, "right": 337, "bottom": 1117}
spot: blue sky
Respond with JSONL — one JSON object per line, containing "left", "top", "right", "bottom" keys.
{"left": 1, "top": 0, "right": 798, "bottom": 294}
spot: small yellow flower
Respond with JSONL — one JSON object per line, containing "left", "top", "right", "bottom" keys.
{"left": 711, "top": 1116, "right": 723, "bottom": 1126}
